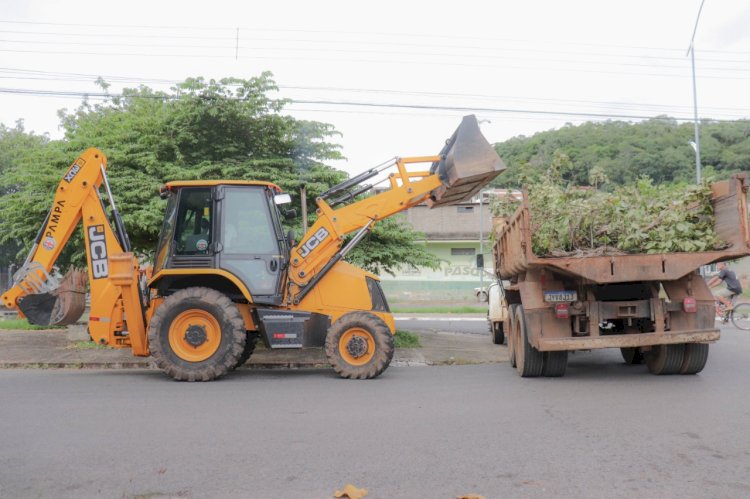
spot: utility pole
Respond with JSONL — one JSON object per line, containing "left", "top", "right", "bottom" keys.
{"left": 687, "top": 0, "right": 706, "bottom": 184}
{"left": 478, "top": 190, "right": 485, "bottom": 293}
{"left": 300, "top": 184, "right": 308, "bottom": 232}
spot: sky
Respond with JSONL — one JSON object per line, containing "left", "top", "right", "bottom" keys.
{"left": 1, "top": 0, "right": 750, "bottom": 177}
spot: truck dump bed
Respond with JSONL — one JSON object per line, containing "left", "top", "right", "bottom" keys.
{"left": 494, "top": 174, "right": 750, "bottom": 283}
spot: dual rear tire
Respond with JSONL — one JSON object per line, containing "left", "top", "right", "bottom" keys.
{"left": 645, "top": 343, "right": 709, "bottom": 375}
{"left": 509, "top": 306, "right": 567, "bottom": 377}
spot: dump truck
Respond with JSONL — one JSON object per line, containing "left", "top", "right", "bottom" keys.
{"left": 2, "top": 115, "right": 504, "bottom": 381}
{"left": 488, "top": 174, "right": 750, "bottom": 377}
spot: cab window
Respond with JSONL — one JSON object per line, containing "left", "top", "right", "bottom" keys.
{"left": 223, "top": 188, "right": 277, "bottom": 255}
{"left": 174, "top": 188, "right": 213, "bottom": 255}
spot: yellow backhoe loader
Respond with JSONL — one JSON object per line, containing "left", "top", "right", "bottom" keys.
{"left": 2, "top": 115, "right": 504, "bottom": 381}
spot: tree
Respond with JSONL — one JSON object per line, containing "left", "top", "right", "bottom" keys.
{"left": 0, "top": 74, "right": 437, "bottom": 275}
{"left": 0, "top": 121, "right": 63, "bottom": 268}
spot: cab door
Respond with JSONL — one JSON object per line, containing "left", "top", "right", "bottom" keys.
{"left": 217, "top": 186, "right": 287, "bottom": 305}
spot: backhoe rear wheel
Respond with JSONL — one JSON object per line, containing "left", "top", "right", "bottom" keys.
{"left": 325, "top": 312, "right": 394, "bottom": 380}
{"left": 148, "top": 287, "right": 246, "bottom": 381}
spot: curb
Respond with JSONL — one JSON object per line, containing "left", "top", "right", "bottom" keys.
{"left": 0, "top": 361, "right": 335, "bottom": 370}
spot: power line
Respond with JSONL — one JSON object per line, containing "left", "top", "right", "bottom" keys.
{"left": 2, "top": 27, "right": 748, "bottom": 64}
{"left": 289, "top": 99, "right": 742, "bottom": 122}
{"left": 3, "top": 37, "right": 750, "bottom": 74}
{"left": 3, "top": 19, "right": 750, "bottom": 56}
{"left": 1, "top": 86, "right": 745, "bottom": 122}
{"left": 1, "top": 66, "right": 749, "bottom": 117}
{"left": 3, "top": 47, "right": 750, "bottom": 82}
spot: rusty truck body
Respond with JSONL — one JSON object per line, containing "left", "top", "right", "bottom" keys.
{"left": 490, "top": 174, "right": 750, "bottom": 377}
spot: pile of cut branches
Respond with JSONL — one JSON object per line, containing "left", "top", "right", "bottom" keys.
{"left": 491, "top": 175, "right": 727, "bottom": 257}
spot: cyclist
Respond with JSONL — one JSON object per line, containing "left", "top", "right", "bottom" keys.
{"left": 707, "top": 262, "right": 742, "bottom": 311}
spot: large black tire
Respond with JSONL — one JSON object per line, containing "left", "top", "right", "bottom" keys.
{"left": 507, "top": 305, "right": 517, "bottom": 368}
{"left": 646, "top": 344, "right": 686, "bottom": 375}
{"left": 542, "top": 351, "right": 568, "bottom": 377}
{"left": 148, "top": 287, "right": 246, "bottom": 381}
{"left": 680, "top": 343, "right": 709, "bottom": 375}
{"left": 233, "top": 333, "right": 259, "bottom": 370}
{"left": 515, "top": 308, "right": 544, "bottom": 377}
{"left": 620, "top": 347, "right": 644, "bottom": 365}
{"left": 491, "top": 322, "right": 505, "bottom": 345}
{"left": 325, "top": 312, "right": 394, "bottom": 379}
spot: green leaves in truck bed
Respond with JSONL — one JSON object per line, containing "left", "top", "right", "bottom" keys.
{"left": 491, "top": 174, "right": 727, "bottom": 256}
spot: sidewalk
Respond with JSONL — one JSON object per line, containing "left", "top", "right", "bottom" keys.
{"left": 0, "top": 322, "right": 507, "bottom": 370}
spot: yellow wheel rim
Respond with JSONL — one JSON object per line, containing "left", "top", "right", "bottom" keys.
{"left": 339, "top": 327, "right": 375, "bottom": 366}
{"left": 168, "top": 309, "right": 221, "bottom": 362}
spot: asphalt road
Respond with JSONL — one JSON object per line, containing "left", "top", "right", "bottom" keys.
{"left": 1, "top": 327, "right": 749, "bottom": 498}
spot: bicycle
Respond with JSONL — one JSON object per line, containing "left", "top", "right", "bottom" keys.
{"left": 715, "top": 294, "right": 750, "bottom": 330}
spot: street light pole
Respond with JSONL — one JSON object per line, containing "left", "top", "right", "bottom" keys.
{"left": 687, "top": 0, "right": 706, "bottom": 184}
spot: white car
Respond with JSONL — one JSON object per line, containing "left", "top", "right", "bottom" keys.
{"left": 486, "top": 281, "right": 508, "bottom": 345}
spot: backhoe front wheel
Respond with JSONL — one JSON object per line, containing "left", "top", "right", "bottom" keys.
{"left": 325, "top": 312, "right": 394, "bottom": 379}
{"left": 148, "top": 287, "right": 246, "bottom": 381}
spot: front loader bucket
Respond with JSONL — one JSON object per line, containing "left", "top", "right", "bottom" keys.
{"left": 428, "top": 115, "right": 505, "bottom": 208}
{"left": 17, "top": 269, "right": 86, "bottom": 326}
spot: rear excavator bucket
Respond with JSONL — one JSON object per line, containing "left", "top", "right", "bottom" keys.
{"left": 428, "top": 114, "right": 505, "bottom": 208}
{"left": 16, "top": 268, "right": 87, "bottom": 326}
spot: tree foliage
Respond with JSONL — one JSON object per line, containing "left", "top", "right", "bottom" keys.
{"left": 0, "top": 74, "right": 435, "bottom": 274}
{"left": 494, "top": 117, "right": 750, "bottom": 188}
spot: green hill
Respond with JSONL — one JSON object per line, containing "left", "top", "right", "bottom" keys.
{"left": 493, "top": 117, "right": 750, "bottom": 187}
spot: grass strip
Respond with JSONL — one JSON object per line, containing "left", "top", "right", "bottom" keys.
{"left": 394, "top": 330, "right": 421, "bottom": 348}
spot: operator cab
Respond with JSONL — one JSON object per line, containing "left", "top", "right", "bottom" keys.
{"left": 153, "top": 181, "right": 292, "bottom": 305}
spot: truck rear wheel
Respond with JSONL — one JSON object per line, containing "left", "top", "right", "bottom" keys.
{"left": 148, "top": 287, "right": 246, "bottom": 381}
{"left": 515, "top": 308, "right": 544, "bottom": 377}
{"left": 680, "top": 343, "right": 709, "bottom": 375}
{"left": 646, "top": 344, "right": 685, "bottom": 375}
{"left": 542, "top": 351, "right": 568, "bottom": 377}
{"left": 507, "top": 305, "right": 517, "bottom": 368}
{"left": 620, "top": 347, "right": 644, "bottom": 365}
{"left": 325, "top": 312, "right": 394, "bottom": 379}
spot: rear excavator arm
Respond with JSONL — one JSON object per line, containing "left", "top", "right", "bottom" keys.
{"left": 289, "top": 114, "right": 504, "bottom": 304}
{"left": 1, "top": 148, "right": 148, "bottom": 355}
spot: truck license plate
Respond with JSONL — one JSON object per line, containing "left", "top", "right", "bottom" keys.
{"left": 544, "top": 291, "right": 577, "bottom": 302}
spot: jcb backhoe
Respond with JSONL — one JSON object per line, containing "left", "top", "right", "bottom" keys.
{"left": 2, "top": 115, "right": 504, "bottom": 381}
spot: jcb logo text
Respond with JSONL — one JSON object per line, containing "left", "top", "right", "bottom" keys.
{"left": 299, "top": 228, "right": 329, "bottom": 258}
{"left": 88, "top": 225, "right": 109, "bottom": 279}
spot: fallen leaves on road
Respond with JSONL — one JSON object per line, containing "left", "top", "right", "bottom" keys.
{"left": 334, "top": 483, "right": 368, "bottom": 499}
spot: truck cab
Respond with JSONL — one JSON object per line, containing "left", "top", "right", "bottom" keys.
{"left": 151, "top": 181, "right": 292, "bottom": 305}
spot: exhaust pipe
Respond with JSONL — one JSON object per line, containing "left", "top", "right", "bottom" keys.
{"left": 428, "top": 115, "right": 505, "bottom": 208}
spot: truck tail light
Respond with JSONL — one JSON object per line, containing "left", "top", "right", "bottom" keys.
{"left": 683, "top": 297, "right": 697, "bottom": 313}
{"left": 554, "top": 303, "right": 570, "bottom": 319}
